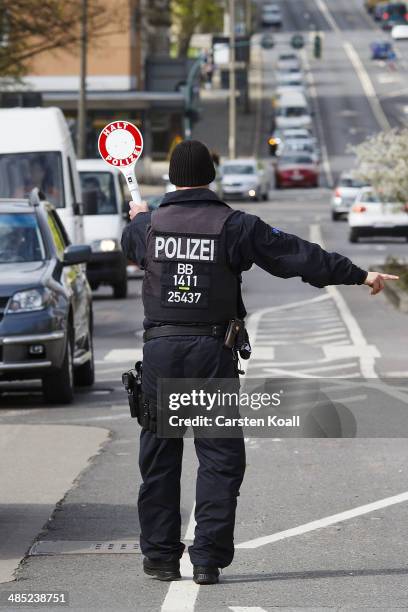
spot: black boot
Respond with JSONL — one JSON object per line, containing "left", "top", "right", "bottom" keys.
{"left": 193, "top": 565, "right": 220, "bottom": 585}
{"left": 143, "top": 557, "right": 181, "bottom": 581}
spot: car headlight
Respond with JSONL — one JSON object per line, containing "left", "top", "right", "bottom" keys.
{"left": 91, "top": 238, "right": 119, "bottom": 253}
{"left": 6, "top": 288, "right": 49, "bottom": 314}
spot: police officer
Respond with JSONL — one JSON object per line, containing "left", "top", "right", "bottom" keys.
{"left": 121, "top": 140, "right": 397, "bottom": 585}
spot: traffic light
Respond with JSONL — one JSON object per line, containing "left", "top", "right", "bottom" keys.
{"left": 314, "top": 34, "right": 322, "bottom": 59}
{"left": 261, "top": 34, "right": 274, "bottom": 50}
{"left": 291, "top": 34, "right": 305, "bottom": 50}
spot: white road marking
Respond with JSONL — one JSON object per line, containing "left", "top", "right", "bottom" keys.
{"left": 184, "top": 503, "right": 196, "bottom": 541}
{"left": 103, "top": 349, "right": 143, "bottom": 363}
{"left": 161, "top": 495, "right": 199, "bottom": 611}
{"left": 343, "top": 41, "right": 391, "bottom": 131}
{"left": 310, "top": 224, "right": 379, "bottom": 378}
{"left": 377, "top": 73, "right": 400, "bottom": 84}
{"left": 297, "top": 361, "right": 357, "bottom": 374}
{"left": 236, "top": 490, "right": 408, "bottom": 549}
{"left": 314, "top": 0, "right": 391, "bottom": 132}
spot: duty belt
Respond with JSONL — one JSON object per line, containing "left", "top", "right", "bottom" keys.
{"left": 143, "top": 324, "right": 228, "bottom": 343}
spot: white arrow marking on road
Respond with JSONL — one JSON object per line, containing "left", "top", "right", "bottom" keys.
{"left": 237, "top": 490, "right": 408, "bottom": 549}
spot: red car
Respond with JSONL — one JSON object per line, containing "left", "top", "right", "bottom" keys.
{"left": 275, "top": 154, "right": 319, "bottom": 188}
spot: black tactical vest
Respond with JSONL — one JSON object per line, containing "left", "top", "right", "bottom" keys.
{"left": 142, "top": 202, "right": 239, "bottom": 324}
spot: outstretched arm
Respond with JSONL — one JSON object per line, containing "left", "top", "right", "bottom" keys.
{"left": 231, "top": 213, "right": 398, "bottom": 294}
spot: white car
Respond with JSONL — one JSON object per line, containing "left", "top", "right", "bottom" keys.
{"left": 275, "top": 90, "right": 312, "bottom": 130}
{"left": 220, "top": 159, "right": 271, "bottom": 201}
{"left": 77, "top": 159, "right": 129, "bottom": 298}
{"left": 262, "top": 4, "right": 282, "bottom": 27}
{"left": 391, "top": 24, "right": 408, "bottom": 39}
{"left": 269, "top": 128, "right": 317, "bottom": 157}
{"left": 331, "top": 172, "right": 367, "bottom": 221}
{"left": 276, "top": 71, "right": 304, "bottom": 89}
{"left": 282, "top": 139, "right": 320, "bottom": 163}
{"left": 348, "top": 187, "right": 408, "bottom": 242}
{"left": 277, "top": 54, "right": 301, "bottom": 72}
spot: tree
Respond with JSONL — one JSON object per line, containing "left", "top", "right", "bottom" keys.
{"left": 0, "top": 0, "right": 117, "bottom": 82}
{"left": 171, "top": 0, "right": 223, "bottom": 58}
{"left": 352, "top": 128, "right": 408, "bottom": 203}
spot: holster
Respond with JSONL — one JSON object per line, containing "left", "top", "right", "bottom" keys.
{"left": 224, "top": 319, "right": 252, "bottom": 360}
{"left": 121, "top": 361, "right": 157, "bottom": 433}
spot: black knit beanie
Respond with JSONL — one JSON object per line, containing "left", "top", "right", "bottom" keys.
{"left": 169, "top": 140, "right": 216, "bottom": 187}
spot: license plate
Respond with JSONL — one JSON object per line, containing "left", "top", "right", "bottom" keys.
{"left": 373, "top": 222, "right": 394, "bottom": 228}
{"left": 291, "top": 174, "right": 303, "bottom": 181}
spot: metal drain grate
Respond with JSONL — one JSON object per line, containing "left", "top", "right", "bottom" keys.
{"left": 29, "top": 540, "right": 141, "bottom": 556}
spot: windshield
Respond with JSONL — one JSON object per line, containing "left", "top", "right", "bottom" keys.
{"left": 277, "top": 106, "right": 307, "bottom": 117}
{"left": 79, "top": 171, "right": 117, "bottom": 215}
{"left": 0, "top": 152, "right": 64, "bottom": 208}
{"left": 0, "top": 213, "right": 45, "bottom": 263}
{"left": 339, "top": 176, "right": 366, "bottom": 188}
{"left": 222, "top": 164, "right": 256, "bottom": 175}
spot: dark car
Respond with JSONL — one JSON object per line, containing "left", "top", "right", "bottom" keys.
{"left": 0, "top": 191, "right": 93, "bottom": 404}
{"left": 380, "top": 2, "right": 408, "bottom": 29}
{"left": 370, "top": 40, "right": 394, "bottom": 59}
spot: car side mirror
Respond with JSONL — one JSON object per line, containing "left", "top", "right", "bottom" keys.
{"left": 63, "top": 244, "right": 91, "bottom": 266}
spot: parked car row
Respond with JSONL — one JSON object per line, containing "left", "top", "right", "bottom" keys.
{"left": 268, "top": 51, "right": 320, "bottom": 189}
{"left": 0, "top": 107, "right": 137, "bottom": 404}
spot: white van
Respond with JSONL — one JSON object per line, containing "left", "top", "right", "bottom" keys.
{"left": 77, "top": 159, "right": 128, "bottom": 299}
{"left": 275, "top": 90, "right": 312, "bottom": 130}
{"left": 0, "top": 107, "right": 83, "bottom": 243}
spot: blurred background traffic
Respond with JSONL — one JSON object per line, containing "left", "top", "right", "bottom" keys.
{"left": 0, "top": 0, "right": 407, "bottom": 405}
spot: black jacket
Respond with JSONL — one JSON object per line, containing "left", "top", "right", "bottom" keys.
{"left": 122, "top": 188, "right": 367, "bottom": 287}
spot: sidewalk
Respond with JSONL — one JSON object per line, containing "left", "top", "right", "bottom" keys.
{"left": 0, "top": 425, "right": 108, "bottom": 584}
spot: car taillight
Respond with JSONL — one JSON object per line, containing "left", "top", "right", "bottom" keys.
{"left": 404, "top": 203, "right": 408, "bottom": 213}
{"left": 352, "top": 205, "right": 366, "bottom": 213}
{"left": 334, "top": 188, "right": 341, "bottom": 197}
{"left": 382, "top": 11, "right": 389, "bottom": 19}
{"left": 405, "top": 12, "right": 408, "bottom": 20}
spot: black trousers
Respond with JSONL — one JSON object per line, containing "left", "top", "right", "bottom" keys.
{"left": 138, "top": 335, "right": 246, "bottom": 568}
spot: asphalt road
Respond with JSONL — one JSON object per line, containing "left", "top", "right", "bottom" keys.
{"left": 1, "top": 2, "right": 408, "bottom": 611}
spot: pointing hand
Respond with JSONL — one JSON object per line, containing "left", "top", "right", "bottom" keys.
{"left": 129, "top": 200, "right": 148, "bottom": 221}
{"left": 364, "top": 271, "right": 399, "bottom": 296}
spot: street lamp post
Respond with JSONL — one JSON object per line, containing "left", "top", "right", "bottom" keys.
{"left": 229, "top": 0, "right": 236, "bottom": 159}
{"left": 77, "top": 0, "right": 88, "bottom": 160}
